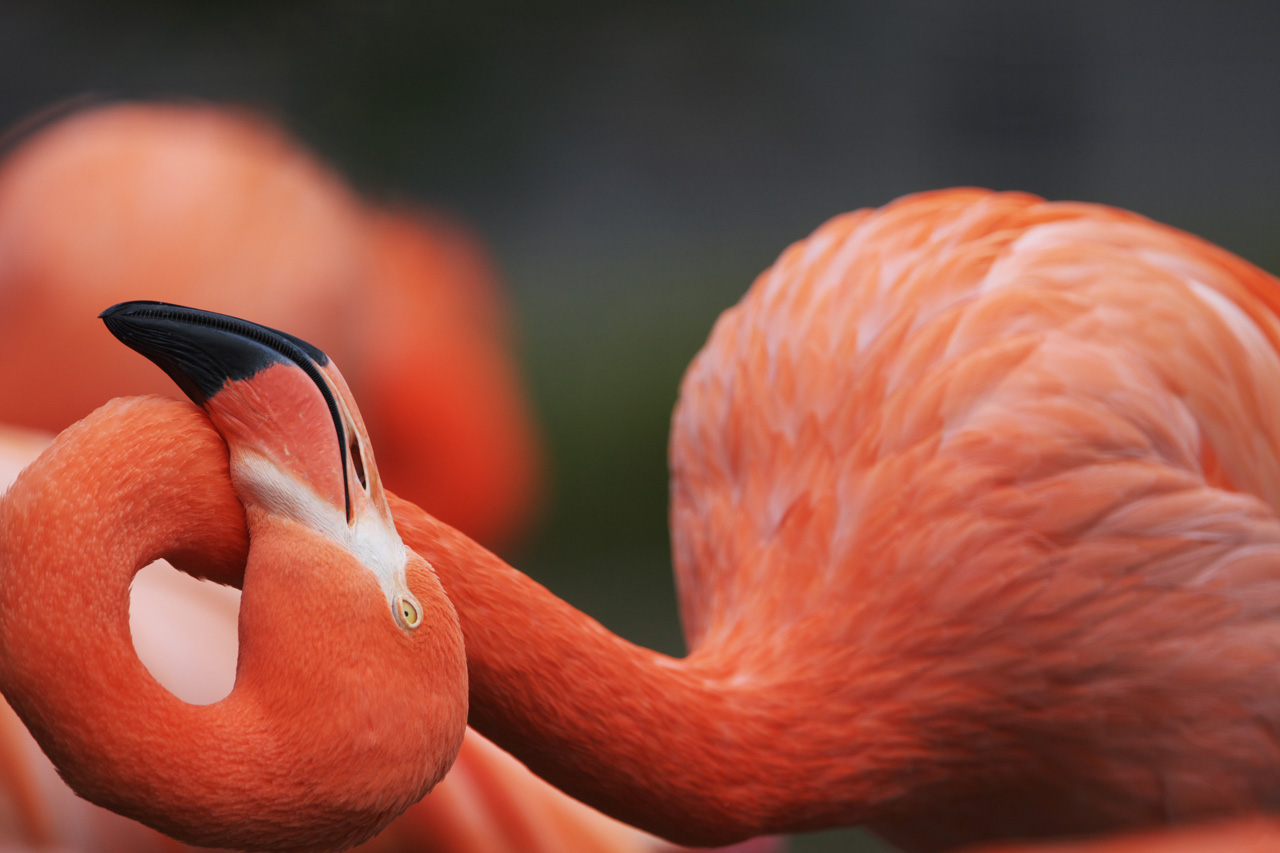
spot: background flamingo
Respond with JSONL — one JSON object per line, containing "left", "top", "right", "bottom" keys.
{"left": 0, "top": 100, "right": 541, "bottom": 549}
{"left": 30, "top": 189, "right": 1278, "bottom": 851}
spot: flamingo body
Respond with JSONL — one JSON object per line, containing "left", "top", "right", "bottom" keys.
{"left": 659, "top": 189, "right": 1280, "bottom": 844}
{"left": 0, "top": 101, "right": 541, "bottom": 547}
{"left": 0, "top": 103, "right": 366, "bottom": 432}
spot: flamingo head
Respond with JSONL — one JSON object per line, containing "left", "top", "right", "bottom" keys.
{"left": 100, "top": 299, "right": 425, "bottom": 633}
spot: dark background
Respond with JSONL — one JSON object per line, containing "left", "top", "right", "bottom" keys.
{"left": 4, "top": 2, "right": 1280, "bottom": 850}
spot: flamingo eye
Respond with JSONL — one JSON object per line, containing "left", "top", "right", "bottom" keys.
{"left": 394, "top": 593, "right": 421, "bottom": 631}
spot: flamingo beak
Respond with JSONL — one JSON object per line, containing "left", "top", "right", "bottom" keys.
{"left": 100, "top": 299, "right": 359, "bottom": 521}
{"left": 102, "top": 300, "right": 422, "bottom": 633}
{"left": 99, "top": 299, "right": 334, "bottom": 407}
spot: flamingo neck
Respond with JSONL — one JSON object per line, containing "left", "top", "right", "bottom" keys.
{"left": 389, "top": 495, "right": 910, "bottom": 847}
{"left": 0, "top": 398, "right": 467, "bottom": 852}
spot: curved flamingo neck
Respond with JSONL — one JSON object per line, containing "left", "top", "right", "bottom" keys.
{"left": 388, "top": 495, "right": 911, "bottom": 846}
{"left": 0, "top": 398, "right": 467, "bottom": 852}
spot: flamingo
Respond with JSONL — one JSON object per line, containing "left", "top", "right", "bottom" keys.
{"left": 7, "top": 187, "right": 1280, "bottom": 852}
{"left": 0, "top": 100, "right": 541, "bottom": 548}
{"left": 0, "top": 307, "right": 472, "bottom": 850}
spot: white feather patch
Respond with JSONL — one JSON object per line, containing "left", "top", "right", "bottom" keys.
{"left": 232, "top": 451, "right": 412, "bottom": 609}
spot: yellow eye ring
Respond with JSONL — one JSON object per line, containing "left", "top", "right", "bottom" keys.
{"left": 394, "top": 593, "right": 422, "bottom": 630}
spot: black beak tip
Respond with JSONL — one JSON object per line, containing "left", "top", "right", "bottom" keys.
{"left": 100, "top": 298, "right": 353, "bottom": 516}
{"left": 99, "top": 300, "right": 174, "bottom": 339}
{"left": 99, "top": 300, "right": 268, "bottom": 405}
{"left": 99, "top": 299, "right": 334, "bottom": 410}
{"left": 100, "top": 299, "right": 160, "bottom": 319}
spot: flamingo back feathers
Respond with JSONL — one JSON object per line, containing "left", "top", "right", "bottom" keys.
{"left": 0, "top": 103, "right": 368, "bottom": 434}
{"left": 670, "top": 189, "right": 1280, "bottom": 839}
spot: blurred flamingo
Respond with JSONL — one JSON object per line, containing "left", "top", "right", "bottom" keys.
{"left": 358, "top": 205, "right": 542, "bottom": 549}
{"left": 18, "top": 187, "right": 1277, "bottom": 851}
{"left": 0, "top": 100, "right": 541, "bottom": 548}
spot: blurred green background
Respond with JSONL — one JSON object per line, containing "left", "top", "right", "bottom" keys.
{"left": 5, "top": 2, "right": 1280, "bottom": 850}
